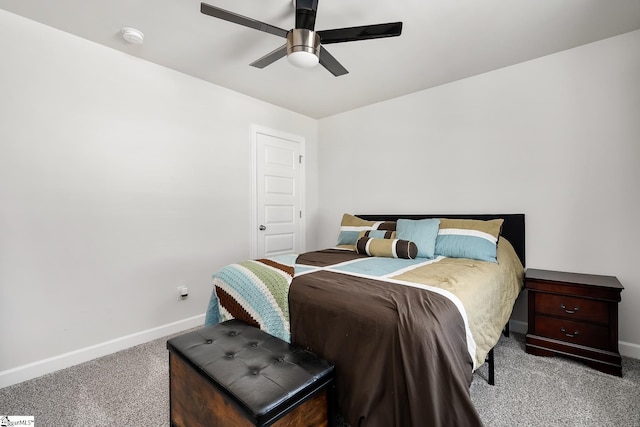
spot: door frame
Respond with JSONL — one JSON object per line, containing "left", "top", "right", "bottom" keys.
{"left": 250, "top": 124, "right": 306, "bottom": 259}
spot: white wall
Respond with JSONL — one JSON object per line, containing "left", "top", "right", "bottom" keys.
{"left": 318, "top": 30, "right": 640, "bottom": 354}
{"left": 0, "top": 9, "right": 318, "bottom": 385}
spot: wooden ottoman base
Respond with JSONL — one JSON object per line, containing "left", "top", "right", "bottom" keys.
{"left": 167, "top": 320, "right": 335, "bottom": 427}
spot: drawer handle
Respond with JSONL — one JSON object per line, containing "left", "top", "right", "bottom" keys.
{"left": 560, "top": 327, "right": 579, "bottom": 338}
{"left": 560, "top": 304, "right": 579, "bottom": 314}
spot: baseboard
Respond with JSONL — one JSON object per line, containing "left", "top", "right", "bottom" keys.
{"left": 619, "top": 341, "right": 640, "bottom": 360}
{"left": 0, "top": 314, "right": 205, "bottom": 389}
{"left": 508, "top": 319, "right": 640, "bottom": 360}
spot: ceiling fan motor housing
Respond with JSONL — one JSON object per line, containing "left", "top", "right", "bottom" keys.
{"left": 286, "top": 28, "right": 321, "bottom": 67}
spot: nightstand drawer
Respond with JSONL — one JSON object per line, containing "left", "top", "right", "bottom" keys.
{"left": 534, "top": 293, "right": 609, "bottom": 324}
{"left": 533, "top": 315, "right": 610, "bottom": 350}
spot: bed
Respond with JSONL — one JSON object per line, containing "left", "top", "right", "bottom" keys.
{"left": 204, "top": 213, "right": 525, "bottom": 427}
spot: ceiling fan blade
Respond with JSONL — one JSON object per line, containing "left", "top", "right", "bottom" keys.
{"left": 250, "top": 44, "right": 288, "bottom": 69}
{"left": 318, "top": 22, "right": 403, "bottom": 44}
{"left": 319, "top": 46, "right": 348, "bottom": 77}
{"left": 200, "top": 2, "right": 288, "bottom": 38}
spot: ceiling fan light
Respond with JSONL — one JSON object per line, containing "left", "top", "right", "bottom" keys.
{"left": 287, "top": 29, "right": 320, "bottom": 69}
{"left": 288, "top": 51, "right": 319, "bottom": 68}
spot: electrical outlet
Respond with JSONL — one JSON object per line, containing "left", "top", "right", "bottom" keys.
{"left": 177, "top": 286, "right": 189, "bottom": 301}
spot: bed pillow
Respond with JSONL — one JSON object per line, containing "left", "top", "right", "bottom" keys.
{"left": 435, "top": 218, "right": 504, "bottom": 263}
{"left": 395, "top": 218, "right": 440, "bottom": 258}
{"left": 336, "top": 214, "right": 395, "bottom": 245}
{"left": 356, "top": 237, "right": 418, "bottom": 259}
{"left": 358, "top": 229, "right": 396, "bottom": 239}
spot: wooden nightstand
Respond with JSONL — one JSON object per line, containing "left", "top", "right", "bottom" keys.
{"left": 525, "top": 268, "right": 623, "bottom": 376}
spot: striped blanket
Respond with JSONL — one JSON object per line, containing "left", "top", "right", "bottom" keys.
{"left": 204, "top": 254, "right": 298, "bottom": 342}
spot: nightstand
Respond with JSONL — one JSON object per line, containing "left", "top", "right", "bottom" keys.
{"left": 525, "top": 268, "right": 623, "bottom": 376}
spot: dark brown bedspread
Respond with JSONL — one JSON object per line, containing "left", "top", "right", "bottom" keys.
{"left": 289, "top": 249, "right": 482, "bottom": 427}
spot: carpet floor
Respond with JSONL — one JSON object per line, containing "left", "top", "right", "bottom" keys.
{"left": 1, "top": 331, "right": 639, "bottom": 426}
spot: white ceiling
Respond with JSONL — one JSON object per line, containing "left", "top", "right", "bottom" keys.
{"left": 1, "top": 0, "right": 640, "bottom": 118}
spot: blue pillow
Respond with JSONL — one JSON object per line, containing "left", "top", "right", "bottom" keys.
{"left": 395, "top": 218, "right": 440, "bottom": 258}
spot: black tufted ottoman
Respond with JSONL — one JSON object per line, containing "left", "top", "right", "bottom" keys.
{"left": 167, "top": 319, "right": 335, "bottom": 427}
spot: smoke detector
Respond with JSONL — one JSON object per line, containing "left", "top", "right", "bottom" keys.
{"left": 121, "top": 27, "right": 144, "bottom": 44}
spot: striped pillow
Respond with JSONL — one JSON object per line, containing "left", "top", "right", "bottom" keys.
{"left": 435, "top": 218, "right": 504, "bottom": 263}
{"left": 356, "top": 237, "right": 418, "bottom": 259}
{"left": 336, "top": 214, "right": 396, "bottom": 246}
{"left": 358, "top": 229, "right": 396, "bottom": 240}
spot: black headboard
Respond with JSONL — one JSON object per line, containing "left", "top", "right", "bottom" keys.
{"left": 357, "top": 213, "right": 526, "bottom": 267}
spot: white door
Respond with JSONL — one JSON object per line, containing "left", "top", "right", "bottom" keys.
{"left": 251, "top": 125, "right": 305, "bottom": 259}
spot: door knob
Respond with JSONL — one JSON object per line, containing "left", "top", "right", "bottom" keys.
{"left": 259, "top": 225, "right": 266, "bottom": 231}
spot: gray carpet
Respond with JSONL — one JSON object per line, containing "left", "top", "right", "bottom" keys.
{"left": 1, "top": 331, "right": 639, "bottom": 426}
{"left": 470, "top": 334, "right": 640, "bottom": 427}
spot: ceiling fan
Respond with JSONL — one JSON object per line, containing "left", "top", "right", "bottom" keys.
{"left": 200, "top": 0, "right": 403, "bottom": 76}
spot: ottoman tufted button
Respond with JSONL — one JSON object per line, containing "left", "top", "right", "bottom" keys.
{"left": 205, "top": 339, "right": 213, "bottom": 344}
{"left": 225, "top": 353, "right": 235, "bottom": 359}
{"left": 228, "top": 331, "right": 238, "bottom": 337}
{"left": 249, "top": 342, "right": 258, "bottom": 348}
{"left": 251, "top": 369, "right": 260, "bottom": 376}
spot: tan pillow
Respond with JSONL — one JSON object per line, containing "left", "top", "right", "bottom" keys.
{"left": 336, "top": 213, "right": 395, "bottom": 245}
{"left": 435, "top": 218, "right": 504, "bottom": 262}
